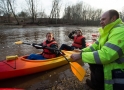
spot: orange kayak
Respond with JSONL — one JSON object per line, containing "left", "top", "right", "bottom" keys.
{"left": 0, "top": 50, "right": 75, "bottom": 80}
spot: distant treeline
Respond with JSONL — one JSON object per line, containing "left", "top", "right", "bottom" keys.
{"left": 0, "top": 0, "right": 124, "bottom": 26}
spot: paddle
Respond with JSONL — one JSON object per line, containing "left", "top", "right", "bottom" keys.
{"left": 59, "top": 51, "right": 86, "bottom": 81}
{"left": 15, "top": 41, "right": 86, "bottom": 81}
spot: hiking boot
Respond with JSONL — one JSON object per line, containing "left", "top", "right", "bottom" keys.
{"left": 86, "top": 79, "right": 96, "bottom": 89}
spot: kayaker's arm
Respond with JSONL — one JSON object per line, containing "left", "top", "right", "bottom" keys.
{"left": 49, "top": 44, "right": 60, "bottom": 56}
{"left": 68, "top": 31, "right": 76, "bottom": 39}
{"left": 81, "top": 37, "right": 86, "bottom": 49}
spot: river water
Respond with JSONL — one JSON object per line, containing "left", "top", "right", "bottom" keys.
{"left": 0, "top": 26, "right": 99, "bottom": 89}
{"left": 0, "top": 26, "right": 99, "bottom": 60}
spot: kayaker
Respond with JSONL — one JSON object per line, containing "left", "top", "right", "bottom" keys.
{"left": 28, "top": 32, "right": 59, "bottom": 60}
{"left": 59, "top": 29, "right": 86, "bottom": 50}
{"left": 71, "top": 9, "right": 124, "bottom": 90}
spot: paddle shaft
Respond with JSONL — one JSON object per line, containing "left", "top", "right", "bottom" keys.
{"left": 45, "top": 47, "right": 70, "bottom": 62}
{"left": 59, "top": 51, "right": 70, "bottom": 62}
{"left": 22, "top": 43, "right": 43, "bottom": 48}
{"left": 22, "top": 43, "right": 32, "bottom": 45}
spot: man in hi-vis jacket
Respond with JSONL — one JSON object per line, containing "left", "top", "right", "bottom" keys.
{"left": 71, "top": 9, "right": 124, "bottom": 90}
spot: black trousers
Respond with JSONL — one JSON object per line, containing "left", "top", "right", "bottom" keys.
{"left": 89, "top": 64, "right": 104, "bottom": 90}
{"left": 59, "top": 44, "right": 74, "bottom": 51}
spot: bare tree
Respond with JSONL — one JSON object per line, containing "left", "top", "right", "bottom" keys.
{"left": 18, "top": 11, "right": 28, "bottom": 18}
{"left": 0, "top": 0, "right": 11, "bottom": 23}
{"left": 63, "top": 2, "right": 83, "bottom": 24}
{"left": 62, "top": 1, "right": 103, "bottom": 26}
{"left": 38, "top": 6, "right": 48, "bottom": 18}
{"left": 49, "top": 0, "right": 61, "bottom": 24}
{"left": 18, "top": 11, "right": 29, "bottom": 24}
{"left": 71, "top": 2, "right": 83, "bottom": 24}
{"left": 93, "top": 9, "right": 102, "bottom": 21}
{"left": 25, "top": 0, "right": 38, "bottom": 24}
{"left": 0, "top": 0, "right": 19, "bottom": 24}
{"left": 8, "top": 0, "right": 19, "bottom": 25}
{"left": 38, "top": 11, "right": 48, "bottom": 18}
{"left": 63, "top": 6, "right": 72, "bottom": 21}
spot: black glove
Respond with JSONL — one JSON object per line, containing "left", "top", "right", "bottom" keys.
{"left": 72, "top": 30, "right": 76, "bottom": 34}
{"left": 42, "top": 45, "right": 47, "bottom": 49}
{"left": 32, "top": 43, "right": 37, "bottom": 47}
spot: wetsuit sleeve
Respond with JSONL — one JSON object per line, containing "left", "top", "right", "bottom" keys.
{"left": 68, "top": 31, "right": 75, "bottom": 39}
{"left": 81, "top": 37, "right": 86, "bottom": 49}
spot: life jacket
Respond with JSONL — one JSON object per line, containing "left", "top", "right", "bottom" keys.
{"left": 42, "top": 40, "right": 57, "bottom": 59}
{"left": 72, "top": 35, "right": 84, "bottom": 49}
{"left": 82, "top": 18, "right": 124, "bottom": 90}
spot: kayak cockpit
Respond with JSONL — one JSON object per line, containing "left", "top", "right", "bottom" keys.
{"left": 20, "top": 51, "right": 67, "bottom": 62}
{"left": 20, "top": 54, "right": 68, "bottom": 62}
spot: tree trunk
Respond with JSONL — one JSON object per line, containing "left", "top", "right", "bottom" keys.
{"left": 8, "top": 0, "right": 19, "bottom": 25}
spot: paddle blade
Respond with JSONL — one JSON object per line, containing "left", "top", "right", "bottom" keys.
{"left": 15, "top": 41, "right": 23, "bottom": 44}
{"left": 70, "top": 62, "right": 86, "bottom": 81}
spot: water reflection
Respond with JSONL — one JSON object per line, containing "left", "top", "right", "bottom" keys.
{"left": 0, "top": 26, "right": 99, "bottom": 60}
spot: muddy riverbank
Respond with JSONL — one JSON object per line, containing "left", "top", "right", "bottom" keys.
{"left": 28, "top": 68, "right": 92, "bottom": 90}
{"left": 26, "top": 62, "right": 92, "bottom": 90}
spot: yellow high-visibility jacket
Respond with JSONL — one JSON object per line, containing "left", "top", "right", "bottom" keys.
{"left": 82, "top": 18, "right": 124, "bottom": 90}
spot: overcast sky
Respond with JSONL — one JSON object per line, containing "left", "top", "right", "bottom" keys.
{"left": 16, "top": 0, "right": 124, "bottom": 16}
{"left": 83, "top": 0, "right": 124, "bottom": 11}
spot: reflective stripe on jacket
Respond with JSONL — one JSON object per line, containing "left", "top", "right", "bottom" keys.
{"left": 82, "top": 18, "right": 124, "bottom": 90}
{"left": 72, "top": 35, "right": 84, "bottom": 48}
{"left": 42, "top": 40, "right": 57, "bottom": 59}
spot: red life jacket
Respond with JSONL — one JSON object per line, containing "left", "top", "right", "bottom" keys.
{"left": 42, "top": 40, "right": 57, "bottom": 59}
{"left": 72, "top": 35, "right": 84, "bottom": 48}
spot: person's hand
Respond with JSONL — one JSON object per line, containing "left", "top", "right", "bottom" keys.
{"left": 42, "top": 45, "right": 47, "bottom": 49}
{"left": 71, "top": 53, "right": 81, "bottom": 61}
{"left": 73, "top": 49, "right": 81, "bottom": 52}
{"left": 72, "top": 30, "right": 76, "bottom": 34}
{"left": 32, "top": 43, "right": 37, "bottom": 47}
